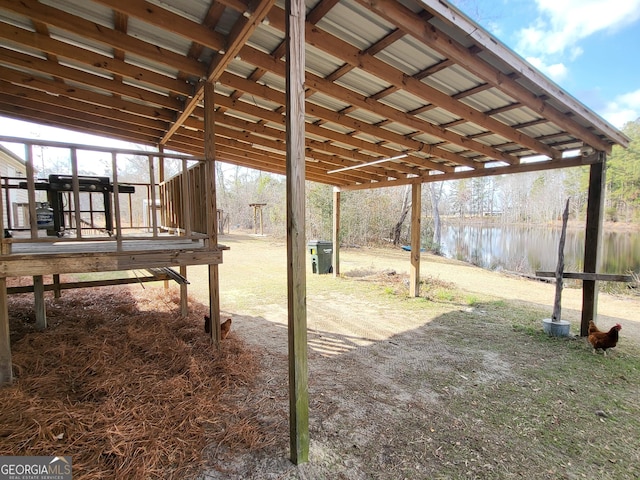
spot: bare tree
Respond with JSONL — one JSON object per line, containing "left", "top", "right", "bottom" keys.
{"left": 392, "top": 185, "right": 411, "bottom": 245}
{"left": 429, "top": 182, "right": 444, "bottom": 253}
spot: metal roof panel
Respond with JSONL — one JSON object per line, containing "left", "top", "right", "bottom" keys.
{"left": 347, "top": 108, "right": 387, "bottom": 125}
{"left": 375, "top": 36, "right": 446, "bottom": 76}
{"left": 317, "top": 0, "right": 394, "bottom": 50}
{"left": 336, "top": 69, "right": 392, "bottom": 97}
{"left": 307, "top": 92, "right": 351, "bottom": 113}
{"left": 378, "top": 90, "right": 427, "bottom": 113}
{"left": 126, "top": 17, "right": 193, "bottom": 56}
{"left": 146, "top": 0, "right": 211, "bottom": 23}
{"left": 40, "top": 0, "right": 114, "bottom": 28}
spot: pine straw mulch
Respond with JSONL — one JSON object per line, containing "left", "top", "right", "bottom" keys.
{"left": 0, "top": 279, "right": 279, "bottom": 479}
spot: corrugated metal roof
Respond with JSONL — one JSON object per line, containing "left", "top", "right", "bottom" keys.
{"left": 0, "top": 0, "right": 629, "bottom": 190}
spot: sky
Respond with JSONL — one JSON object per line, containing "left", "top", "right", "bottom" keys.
{"left": 452, "top": 0, "right": 640, "bottom": 129}
{"left": 0, "top": 0, "right": 639, "bottom": 153}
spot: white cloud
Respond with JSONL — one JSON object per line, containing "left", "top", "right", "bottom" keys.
{"left": 525, "top": 57, "right": 569, "bottom": 83}
{"left": 601, "top": 89, "right": 640, "bottom": 128}
{"left": 516, "top": 0, "right": 640, "bottom": 58}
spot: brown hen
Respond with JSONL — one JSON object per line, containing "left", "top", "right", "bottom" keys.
{"left": 588, "top": 320, "right": 621, "bottom": 356}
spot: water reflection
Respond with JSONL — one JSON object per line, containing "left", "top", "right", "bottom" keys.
{"left": 439, "top": 224, "right": 640, "bottom": 274}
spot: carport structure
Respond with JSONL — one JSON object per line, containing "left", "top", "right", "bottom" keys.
{"left": 0, "top": 0, "right": 630, "bottom": 464}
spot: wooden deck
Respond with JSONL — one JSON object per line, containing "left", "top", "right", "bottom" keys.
{"left": 0, "top": 237, "right": 227, "bottom": 277}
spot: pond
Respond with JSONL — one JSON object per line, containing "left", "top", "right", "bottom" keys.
{"left": 439, "top": 223, "right": 640, "bottom": 275}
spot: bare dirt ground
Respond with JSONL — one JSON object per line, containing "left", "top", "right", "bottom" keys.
{"left": 184, "top": 232, "right": 640, "bottom": 479}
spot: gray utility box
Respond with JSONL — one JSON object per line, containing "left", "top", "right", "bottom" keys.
{"left": 308, "top": 240, "right": 333, "bottom": 274}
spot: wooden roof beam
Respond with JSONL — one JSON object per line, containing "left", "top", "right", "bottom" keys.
{"left": 1, "top": 0, "right": 205, "bottom": 77}
{"left": 341, "top": 152, "right": 603, "bottom": 191}
{"left": 0, "top": 69, "right": 174, "bottom": 122}
{"left": 160, "top": 0, "right": 276, "bottom": 145}
{"left": 0, "top": 24, "right": 192, "bottom": 97}
{"left": 0, "top": 48, "right": 182, "bottom": 111}
{"left": 215, "top": 115, "right": 415, "bottom": 179}
{"left": 217, "top": 70, "right": 475, "bottom": 169}
{"left": 306, "top": 0, "right": 342, "bottom": 24}
{"left": 214, "top": 124, "right": 387, "bottom": 182}
{"left": 0, "top": 88, "right": 169, "bottom": 133}
{"left": 358, "top": 0, "right": 616, "bottom": 153}
{"left": 240, "top": 44, "right": 513, "bottom": 166}
{"left": 93, "top": 0, "right": 226, "bottom": 52}
{"left": 171, "top": 115, "right": 393, "bottom": 184}
{"left": 0, "top": 104, "right": 162, "bottom": 146}
{"left": 299, "top": 19, "right": 555, "bottom": 160}
{"left": 0, "top": 94, "right": 165, "bottom": 138}
{"left": 269, "top": 7, "right": 547, "bottom": 161}
{"left": 211, "top": 94, "right": 434, "bottom": 165}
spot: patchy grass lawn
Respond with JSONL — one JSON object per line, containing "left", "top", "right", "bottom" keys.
{"left": 266, "top": 279, "right": 640, "bottom": 480}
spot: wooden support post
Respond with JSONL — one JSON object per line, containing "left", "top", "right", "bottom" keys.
{"left": 0, "top": 277, "right": 12, "bottom": 385}
{"left": 180, "top": 265, "right": 188, "bottom": 318}
{"left": 0, "top": 172, "right": 7, "bottom": 256}
{"left": 180, "top": 157, "right": 191, "bottom": 237}
{"left": 70, "top": 149, "right": 82, "bottom": 239}
{"left": 159, "top": 146, "right": 166, "bottom": 239}
{"left": 204, "top": 81, "right": 222, "bottom": 347}
{"left": 149, "top": 154, "right": 159, "bottom": 237}
{"left": 332, "top": 188, "right": 340, "bottom": 277}
{"left": 26, "top": 145, "right": 38, "bottom": 238}
{"left": 286, "top": 0, "right": 309, "bottom": 464}
{"left": 111, "top": 152, "right": 123, "bottom": 251}
{"left": 53, "top": 274, "right": 61, "bottom": 299}
{"left": 254, "top": 206, "right": 258, "bottom": 234}
{"left": 34, "top": 275, "right": 46, "bottom": 330}
{"left": 581, "top": 155, "right": 606, "bottom": 336}
{"left": 410, "top": 183, "right": 421, "bottom": 297}
{"left": 249, "top": 204, "right": 266, "bottom": 235}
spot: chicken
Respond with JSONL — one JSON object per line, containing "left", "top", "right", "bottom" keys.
{"left": 204, "top": 315, "right": 232, "bottom": 339}
{"left": 588, "top": 320, "right": 621, "bottom": 356}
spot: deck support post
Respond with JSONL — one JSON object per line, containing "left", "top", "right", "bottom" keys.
{"left": 0, "top": 278, "right": 12, "bottom": 385}
{"left": 204, "top": 81, "right": 222, "bottom": 347}
{"left": 581, "top": 153, "right": 606, "bottom": 336}
{"left": 285, "top": 0, "right": 309, "bottom": 464}
{"left": 332, "top": 188, "right": 340, "bottom": 277}
{"left": 34, "top": 275, "right": 46, "bottom": 330}
{"left": 180, "top": 265, "right": 188, "bottom": 318}
{"left": 53, "top": 274, "right": 61, "bottom": 299}
{"left": 410, "top": 183, "right": 421, "bottom": 297}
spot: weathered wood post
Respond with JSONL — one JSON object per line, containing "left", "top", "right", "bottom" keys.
{"left": 581, "top": 155, "right": 606, "bottom": 336}
{"left": 0, "top": 181, "right": 11, "bottom": 384}
{"left": 286, "top": 0, "right": 309, "bottom": 464}
{"left": 552, "top": 198, "right": 570, "bottom": 322}
{"left": 204, "top": 81, "right": 222, "bottom": 347}
{"left": 332, "top": 187, "right": 340, "bottom": 277}
{"left": 0, "top": 278, "right": 11, "bottom": 385}
{"left": 410, "top": 182, "right": 421, "bottom": 297}
{"left": 33, "top": 275, "right": 46, "bottom": 330}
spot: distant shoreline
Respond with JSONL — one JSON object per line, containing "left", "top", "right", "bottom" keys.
{"left": 442, "top": 217, "right": 640, "bottom": 232}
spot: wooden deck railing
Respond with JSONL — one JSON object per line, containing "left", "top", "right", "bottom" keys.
{"left": 0, "top": 137, "right": 209, "bottom": 254}
{"left": 159, "top": 162, "right": 207, "bottom": 235}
